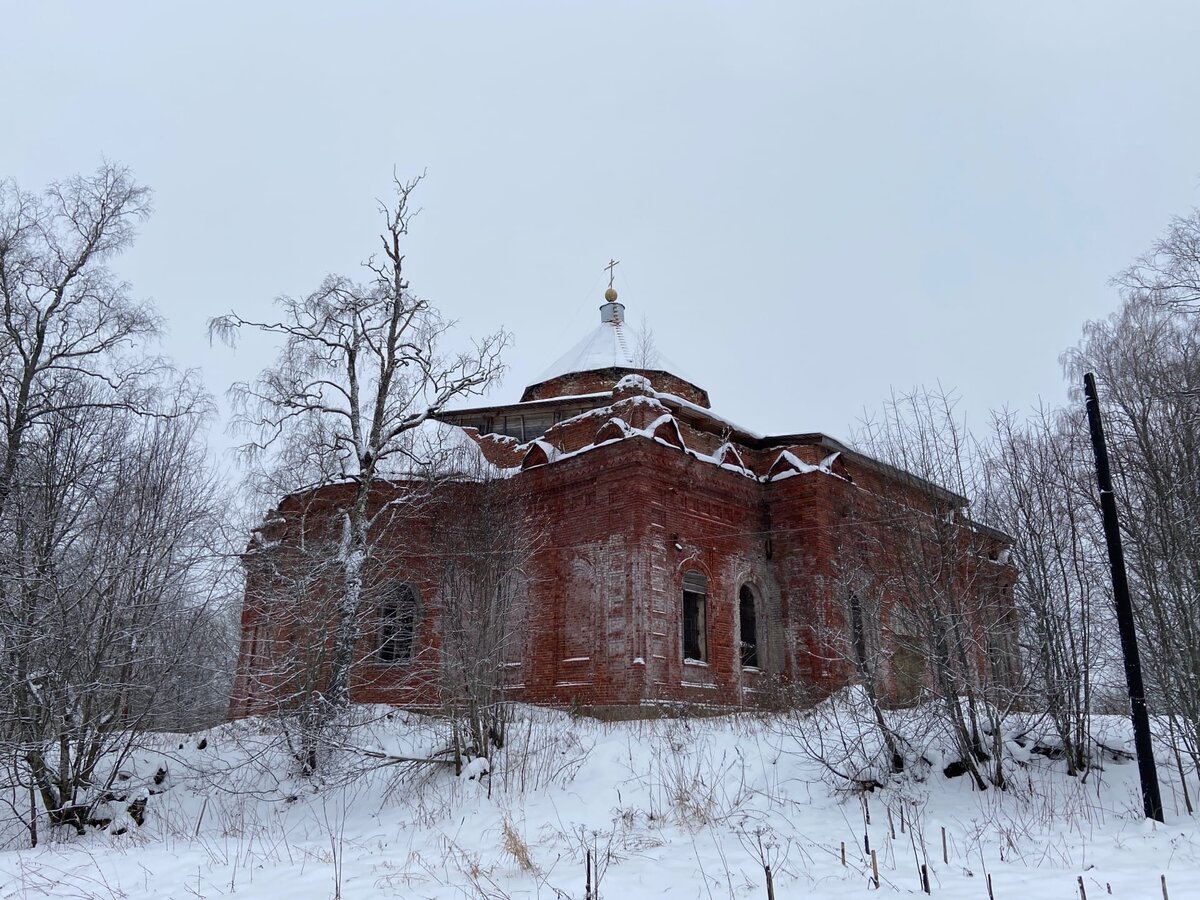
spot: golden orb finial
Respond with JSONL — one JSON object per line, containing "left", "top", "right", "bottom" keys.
{"left": 605, "top": 286, "right": 618, "bottom": 302}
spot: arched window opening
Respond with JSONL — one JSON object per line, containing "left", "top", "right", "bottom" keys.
{"left": 739, "top": 585, "right": 759, "bottom": 668}
{"left": 378, "top": 582, "right": 418, "bottom": 663}
{"left": 682, "top": 572, "right": 708, "bottom": 663}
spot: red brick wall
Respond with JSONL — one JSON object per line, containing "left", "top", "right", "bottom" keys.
{"left": 520, "top": 368, "right": 710, "bottom": 408}
{"left": 230, "top": 422, "right": 1016, "bottom": 718}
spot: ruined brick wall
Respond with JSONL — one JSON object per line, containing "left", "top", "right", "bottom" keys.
{"left": 520, "top": 368, "right": 710, "bottom": 408}
{"left": 230, "top": 428, "right": 1016, "bottom": 718}
{"left": 777, "top": 454, "right": 1018, "bottom": 705}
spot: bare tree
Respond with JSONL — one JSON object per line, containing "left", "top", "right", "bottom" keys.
{"left": 987, "top": 406, "right": 1111, "bottom": 777}
{"left": 841, "top": 573, "right": 907, "bottom": 775}
{"left": 1117, "top": 207, "right": 1200, "bottom": 312}
{"left": 431, "top": 465, "right": 539, "bottom": 774}
{"left": 792, "top": 559, "right": 908, "bottom": 787}
{"left": 785, "top": 389, "right": 1020, "bottom": 791}
{"left": 211, "top": 173, "right": 508, "bottom": 771}
{"left": 0, "top": 390, "right": 233, "bottom": 843}
{"left": 0, "top": 163, "right": 159, "bottom": 520}
{"left": 631, "top": 313, "right": 660, "bottom": 369}
{"left": 1064, "top": 295, "right": 1200, "bottom": 799}
{"left": 848, "top": 387, "right": 1020, "bottom": 790}
{"left": 0, "top": 164, "right": 233, "bottom": 846}
{"left": 234, "top": 495, "right": 357, "bottom": 773}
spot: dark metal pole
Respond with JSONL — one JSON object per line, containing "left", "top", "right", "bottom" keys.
{"left": 1083, "top": 372, "right": 1164, "bottom": 821}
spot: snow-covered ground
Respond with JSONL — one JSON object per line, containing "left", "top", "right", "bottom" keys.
{"left": 2, "top": 702, "right": 1197, "bottom": 899}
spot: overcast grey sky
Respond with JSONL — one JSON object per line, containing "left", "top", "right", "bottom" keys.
{"left": 4, "top": 2, "right": 1200, "bottom": 456}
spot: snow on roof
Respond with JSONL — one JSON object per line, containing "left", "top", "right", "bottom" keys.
{"left": 520, "top": 439, "right": 562, "bottom": 470}
{"left": 652, "top": 389, "right": 764, "bottom": 440}
{"left": 767, "top": 449, "right": 820, "bottom": 481}
{"left": 375, "top": 419, "right": 516, "bottom": 480}
{"left": 510, "top": 405, "right": 840, "bottom": 486}
{"left": 594, "top": 417, "right": 638, "bottom": 443}
{"left": 531, "top": 318, "right": 696, "bottom": 387}
{"left": 614, "top": 373, "right": 653, "bottom": 392}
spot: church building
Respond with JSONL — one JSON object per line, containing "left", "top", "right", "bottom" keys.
{"left": 231, "top": 280, "right": 1015, "bottom": 717}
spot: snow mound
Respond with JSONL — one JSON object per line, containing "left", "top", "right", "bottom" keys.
{"left": 2, "top": 706, "right": 1196, "bottom": 899}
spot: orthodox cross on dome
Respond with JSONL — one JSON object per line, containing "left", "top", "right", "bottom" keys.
{"left": 604, "top": 258, "right": 620, "bottom": 302}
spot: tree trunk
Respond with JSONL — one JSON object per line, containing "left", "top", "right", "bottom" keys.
{"left": 325, "top": 486, "right": 371, "bottom": 711}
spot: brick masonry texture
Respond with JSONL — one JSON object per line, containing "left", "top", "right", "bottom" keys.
{"left": 230, "top": 365, "right": 1016, "bottom": 717}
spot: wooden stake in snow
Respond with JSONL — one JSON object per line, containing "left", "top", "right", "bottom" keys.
{"left": 908, "top": 819, "right": 927, "bottom": 894}
{"left": 871, "top": 849, "right": 879, "bottom": 889}
{"left": 841, "top": 841, "right": 846, "bottom": 866}
{"left": 986, "top": 873, "right": 994, "bottom": 900}
{"left": 1167, "top": 719, "right": 1194, "bottom": 815}
{"left": 193, "top": 797, "right": 208, "bottom": 839}
{"left": 941, "top": 826, "right": 948, "bottom": 865}
{"left": 888, "top": 806, "right": 895, "bottom": 839}
{"left": 1162, "top": 874, "right": 1169, "bottom": 900}
{"left": 1078, "top": 875, "right": 1088, "bottom": 900}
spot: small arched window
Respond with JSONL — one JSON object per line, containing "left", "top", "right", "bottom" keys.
{"left": 739, "top": 585, "right": 759, "bottom": 668}
{"left": 378, "top": 582, "right": 418, "bottom": 663}
{"left": 682, "top": 572, "right": 708, "bottom": 663}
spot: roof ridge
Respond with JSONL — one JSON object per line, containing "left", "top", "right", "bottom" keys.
{"left": 612, "top": 320, "right": 632, "bottom": 362}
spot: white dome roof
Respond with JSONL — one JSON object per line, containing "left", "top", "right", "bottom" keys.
{"left": 532, "top": 303, "right": 696, "bottom": 388}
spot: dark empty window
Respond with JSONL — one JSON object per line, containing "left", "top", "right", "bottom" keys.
{"left": 522, "top": 413, "right": 554, "bottom": 441}
{"left": 739, "top": 585, "right": 759, "bottom": 668}
{"left": 495, "top": 415, "right": 520, "bottom": 441}
{"left": 682, "top": 572, "right": 708, "bottom": 662}
{"left": 891, "top": 608, "right": 925, "bottom": 703}
{"left": 378, "top": 583, "right": 418, "bottom": 663}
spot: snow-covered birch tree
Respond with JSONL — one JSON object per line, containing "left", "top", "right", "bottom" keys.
{"left": 210, "top": 173, "right": 508, "bottom": 770}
